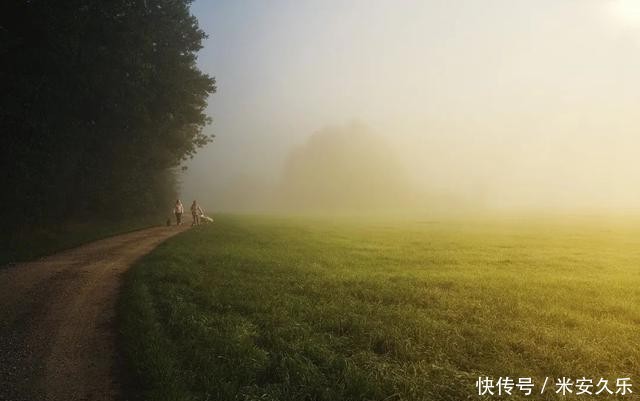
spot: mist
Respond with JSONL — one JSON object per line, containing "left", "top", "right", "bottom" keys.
{"left": 181, "top": 0, "right": 640, "bottom": 214}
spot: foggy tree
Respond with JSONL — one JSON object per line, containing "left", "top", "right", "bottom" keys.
{"left": 279, "top": 123, "right": 416, "bottom": 211}
{"left": 0, "top": 0, "right": 215, "bottom": 231}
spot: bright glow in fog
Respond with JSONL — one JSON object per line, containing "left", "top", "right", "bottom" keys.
{"left": 181, "top": 0, "right": 640, "bottom": 213}
{"left": 610, "top": 0, "right": 640, "bottom": 27}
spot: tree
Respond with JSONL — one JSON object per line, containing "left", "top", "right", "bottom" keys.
{"left": 279, "top": 123, "right": 415, "bottom": 211}
{"left": 0, "top": 0, "right": 215, "bottom": 230}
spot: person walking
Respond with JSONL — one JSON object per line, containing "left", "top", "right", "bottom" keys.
{"left": 174, "top": 200, "right": 184, "bottom": 225}
{"left": 191, "top": 200, "right": 203, "bottom": 226}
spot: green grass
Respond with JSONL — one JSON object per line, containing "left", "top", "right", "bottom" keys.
{"left": 0, "top": 216, "right": 163, "bottom": 266}
{"left": 119, "top": 214, "right": 640, "bottom": 401}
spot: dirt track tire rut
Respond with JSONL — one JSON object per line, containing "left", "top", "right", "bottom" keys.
{"left": 0, "top": 225, "right": 189, "bottom": 401}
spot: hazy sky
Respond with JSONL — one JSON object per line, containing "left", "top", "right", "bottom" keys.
{"left": 182, "top": 0, "right": 640, "bottom": 212}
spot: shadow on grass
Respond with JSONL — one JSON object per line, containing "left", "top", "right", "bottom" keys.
{"left": 0, "top": 216, "right": 165, "bottom": 266}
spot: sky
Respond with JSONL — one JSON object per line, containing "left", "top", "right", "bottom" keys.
{"left": 182, "top": 0, "right": 640, "bottom": 212}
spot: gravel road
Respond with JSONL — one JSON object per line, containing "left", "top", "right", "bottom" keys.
{"left": 0, "top": 225, "right": 190, "bottom": 401}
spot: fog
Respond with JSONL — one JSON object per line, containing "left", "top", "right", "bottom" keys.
{"left": 181, "top": 0, "right": 640, "bottom": 214}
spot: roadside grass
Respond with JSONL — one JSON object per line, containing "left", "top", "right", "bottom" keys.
{"left": 0, "top": 216, "right": 163, "bottom": 266}
{"left": 119, "top": 214, "right": 640, "bottom": 401}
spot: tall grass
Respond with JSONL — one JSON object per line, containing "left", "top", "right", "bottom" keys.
{"left": 119, "top": 214, "right": 640, "bottom": 401}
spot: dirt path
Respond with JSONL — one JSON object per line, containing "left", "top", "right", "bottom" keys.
{"left": 0, "top": 225, "right": 190, "bottom": 401}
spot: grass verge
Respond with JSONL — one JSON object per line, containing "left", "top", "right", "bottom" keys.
{"left": 0, "top": 216, "right": 163, "bottom": 266}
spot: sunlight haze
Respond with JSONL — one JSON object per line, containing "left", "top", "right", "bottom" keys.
{"left": 182, "top": 0, "right": 640, "bottom": 213}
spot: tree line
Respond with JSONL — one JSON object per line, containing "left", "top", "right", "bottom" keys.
{"left": 0, "top": 0, "right": 215, "bottom": 233}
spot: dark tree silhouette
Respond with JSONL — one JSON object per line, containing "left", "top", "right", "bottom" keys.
{"left": 0, "top": 0, "right": 215, "bottom": 232}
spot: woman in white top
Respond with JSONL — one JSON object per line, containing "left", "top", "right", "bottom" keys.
{"left": 174, "top": 200, "right": 184, "bottom": 225}
{"left": 191, "top": 200, "right": 203, "bottom": 226}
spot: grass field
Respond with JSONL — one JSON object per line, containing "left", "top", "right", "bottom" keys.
{"left": 119, "top": 214, "right": 640, "bottom": 401}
